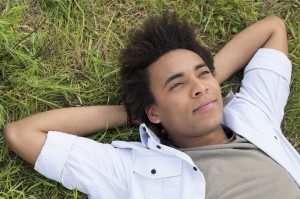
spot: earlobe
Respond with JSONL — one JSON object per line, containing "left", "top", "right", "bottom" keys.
{"left": 145, "top": 105, "right": 161, "bottom": 124}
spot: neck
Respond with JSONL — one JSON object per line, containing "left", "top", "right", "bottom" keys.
{"left": 172, "top": 125, "right": 227, "bottom": 148}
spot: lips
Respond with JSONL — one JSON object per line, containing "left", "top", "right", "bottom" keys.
{"left": 193, "top": 99, "right": 217, "bottom": 113}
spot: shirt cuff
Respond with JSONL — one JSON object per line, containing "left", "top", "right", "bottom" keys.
{"left": 34, "top": 131, "right": 77, "bottom": 182}
{"left": 244, "top": 48, "right": 292, "bottom": 84}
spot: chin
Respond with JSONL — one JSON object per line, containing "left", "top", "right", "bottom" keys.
{"left": 197, "top": 117, "right": 222, "bottom": 133}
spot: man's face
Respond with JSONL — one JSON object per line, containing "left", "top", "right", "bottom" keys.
{"left": 146, "top": 49, "right": 223, "bottom": 147}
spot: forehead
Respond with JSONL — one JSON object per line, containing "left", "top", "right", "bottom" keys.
{"left": 147, "top": 49, "right": 205, "bottom": 80}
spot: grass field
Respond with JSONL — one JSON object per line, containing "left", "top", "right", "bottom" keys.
{"left": 0, "top": 0, "right": 299, "bottom": 198}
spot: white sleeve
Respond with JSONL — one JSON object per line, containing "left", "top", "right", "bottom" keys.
{"left": 34, "top": 131, "right": 129, "bottom": 198}
{"left": 236, "top": 48, "right": 292, "bottom": 128}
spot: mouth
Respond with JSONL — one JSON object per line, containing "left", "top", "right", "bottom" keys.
{"left": 193, "top": 99, "right": 217, "bottom": 113}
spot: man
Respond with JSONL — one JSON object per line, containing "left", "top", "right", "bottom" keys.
{"left": 3, "top": 13, "right": 300, "bottom": 198}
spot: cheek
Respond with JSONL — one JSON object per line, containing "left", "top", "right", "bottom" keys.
{"left": 210, "top": 82, "right": 222, "bottom": 97}
{"left": 157, "top": 96, "right": 187, "bottom": 119}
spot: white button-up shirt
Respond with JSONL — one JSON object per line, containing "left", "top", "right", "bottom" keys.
{"left": 35, "top": 49, "right": 300, "bottom": 198}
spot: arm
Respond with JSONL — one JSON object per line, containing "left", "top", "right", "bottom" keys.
{"left": 214, "top": 16, "right": 288, "bottom": 84}
{"left": 3, "top": 105, "right": 127, "bottom": 165}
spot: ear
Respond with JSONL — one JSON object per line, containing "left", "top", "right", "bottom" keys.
{"left": 145, "top": 105, "right": 161, "bottom": 124}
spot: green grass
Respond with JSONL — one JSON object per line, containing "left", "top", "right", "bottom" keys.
{"left": 0, "top": 0, "right": 299, "bottom": 198}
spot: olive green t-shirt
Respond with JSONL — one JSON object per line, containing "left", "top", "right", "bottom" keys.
{"left": 181, "top": 132, "right": 300, "bottom": 199}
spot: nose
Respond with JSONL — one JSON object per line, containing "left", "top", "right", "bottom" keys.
{"left": 191, "top": 80, "right": 208, "bottom": 97}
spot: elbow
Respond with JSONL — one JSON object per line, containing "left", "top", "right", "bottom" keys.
{"left": 264, "top": 15, "right": 288, "bottom": 56}
{"left": 3, "top": 121, "right": 45, "bottom": 166}
{"left": 3, "top": 122, "right": 19, "bottom": 149}
{"left": 268, "top": 15, "right": 287, "bottom": 32}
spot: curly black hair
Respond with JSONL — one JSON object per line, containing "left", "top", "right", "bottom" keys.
{"left": 119, "top": 12, "right": 214, "bottom": 125}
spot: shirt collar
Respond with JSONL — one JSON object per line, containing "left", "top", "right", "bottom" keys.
{"left": 139, "top": 123, "right": 161, "bottom": 147}
{"left": 139, "top": 123, "right": 198, "bottom": 166}
{"left": 223, "top": 91, "right": 235, "bottom": 106}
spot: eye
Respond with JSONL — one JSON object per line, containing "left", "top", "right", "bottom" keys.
{"left": 199, "top": 70, "right": 210, "bottom": 77}
{"left": 170, "top": 82, "right": 183, "bottom": 91}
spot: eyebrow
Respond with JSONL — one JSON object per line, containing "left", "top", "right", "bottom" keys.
{"left": 195, "top": 63, "right": 207, "bottom": 70}
{"left": 164, "top": 63, "right": 207, "bottom": 88}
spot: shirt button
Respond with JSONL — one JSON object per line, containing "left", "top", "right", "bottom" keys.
{"left": 193, "top": 167, "right": 197, "bottom": 171}
{"left": 151, "top": 169, "right": 156, "bottom": 174}
{"left": 274, "top": 136, "right": 277, "bottom": 139}
{"left": 156, "top": 145, "right": 161, "bottom": 149}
